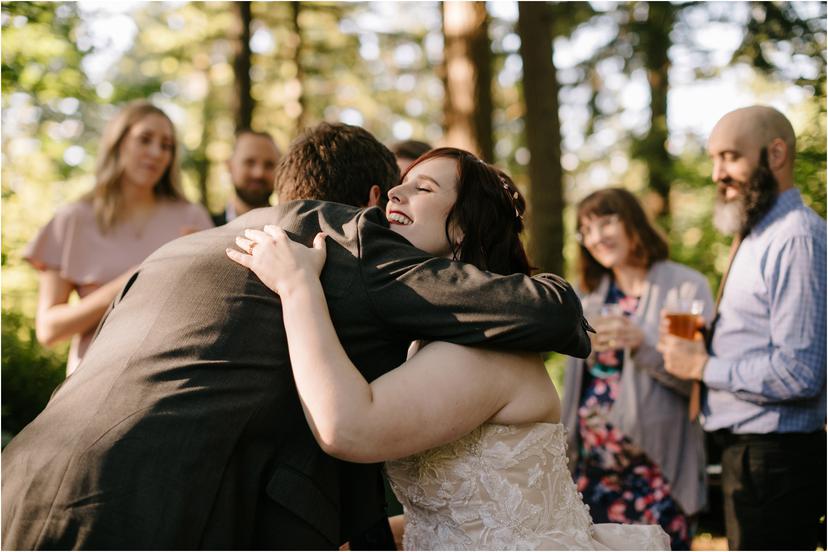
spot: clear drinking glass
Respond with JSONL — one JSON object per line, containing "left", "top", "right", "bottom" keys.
{"left": 664, "top": 298, "right": 704, "bottom": 339}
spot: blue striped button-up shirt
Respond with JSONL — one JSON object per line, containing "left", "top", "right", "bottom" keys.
{"left": 702, "top": 188, "right": 826, "bottom": 434}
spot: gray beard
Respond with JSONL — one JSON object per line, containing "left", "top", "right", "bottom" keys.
{"left": 712, "top": 148, "right": 779, "bottom": 237}
{"left": 713, "top": 199, "right": 745, "bottom": 236}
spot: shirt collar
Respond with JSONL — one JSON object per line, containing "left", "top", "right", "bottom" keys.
{"left": 750, "top": 188, "right": 802, "bottom": 236}
{"left": 225, "top": 201, "right": 238, "bottom": 222}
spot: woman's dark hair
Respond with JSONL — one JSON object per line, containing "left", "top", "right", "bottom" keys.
{"left": 391, "top": 139, "right": 432, "bottom": 161}
{"left": 401, "top": 147, "right": 531, "bottom": 276}
{"left": 575, "top": 187, "right": 669, "bottom": 292}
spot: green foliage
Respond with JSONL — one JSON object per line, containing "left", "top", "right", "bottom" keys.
{"left": 732, "top": 1, "right": 827, "bottom": 99}
{"left": 797, "top": 147, "right": 827, "bottom": 217}
{"left": 2, "top": 2, "right": 93, "bottom": 101}
{"left": 1, "top": 309, "right": 66, "bottom": 445}
{"left": 545, "top": 353, "right": 567, "bottom": 401}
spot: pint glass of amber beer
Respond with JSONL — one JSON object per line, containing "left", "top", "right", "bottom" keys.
{"left": 665, "top": 299, "right": 704, "bottom": 339}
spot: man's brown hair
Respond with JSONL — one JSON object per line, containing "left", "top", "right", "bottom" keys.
{"left": 276, "top": 122, "right": 399, "bottom": 207}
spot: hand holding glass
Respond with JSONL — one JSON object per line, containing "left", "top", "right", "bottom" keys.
{"left": 588, "top": 304, "right": 626, "bottom": 351}
{"left": 664, "top": 299, "right": 704, "bottom": 339}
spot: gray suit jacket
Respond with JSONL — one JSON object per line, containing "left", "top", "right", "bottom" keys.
{"left": 2, "top": 201, "right": 591, "bottom": 550}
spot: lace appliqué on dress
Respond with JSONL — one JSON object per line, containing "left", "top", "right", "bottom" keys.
{"left": 386, "top": 423, "right": 669, "bottom": 550}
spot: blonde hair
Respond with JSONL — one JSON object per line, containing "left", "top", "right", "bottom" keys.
{"left": 87, "top": 101, "right": 184, "bottom": 232}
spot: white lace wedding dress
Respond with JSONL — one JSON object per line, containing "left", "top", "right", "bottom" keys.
{"left": 386, "top": 422, "right": 670, "bottom": 550}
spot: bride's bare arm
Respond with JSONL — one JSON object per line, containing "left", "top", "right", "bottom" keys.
{"left": 227, "top": 225, "right": 558, "bottom": 463}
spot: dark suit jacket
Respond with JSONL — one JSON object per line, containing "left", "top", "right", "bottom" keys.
{"left": 210, "top": 210, "right": 228, "bottom": 227}
{"left": 2, "top": 201, "right": 591, "bottom": 550}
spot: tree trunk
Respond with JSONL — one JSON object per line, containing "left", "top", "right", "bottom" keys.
{"left": 442, "top": 1, "right": 493, "bottom": 161}
{"left": 639, "top": 2, "right": 674, "bottom": 226}
{"left": 518, "top": 2, "right": 564, "bottom": 276}
{"left": 290, "top": 1, "right": 306, "bottom": 134}
{"left": 194, "top": 73, "right": 215, "bottom": 209}
{"left": 232, "top": 1, "right": 253, "bottom": 131}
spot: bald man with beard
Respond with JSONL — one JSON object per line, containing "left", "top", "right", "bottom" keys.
{"left": 658, "top": 106, "right": 826, "bottom": 550}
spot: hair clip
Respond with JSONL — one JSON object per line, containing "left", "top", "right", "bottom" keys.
{"left": 498, "top": 174, "right": 523, "bottom": 221}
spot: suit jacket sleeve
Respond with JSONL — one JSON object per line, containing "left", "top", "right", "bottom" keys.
{"left": 356, "top": 209, "right": 592, "bottom": 358}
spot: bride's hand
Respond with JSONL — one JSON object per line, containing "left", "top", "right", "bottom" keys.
{"left": 226, "top": 224, "right": 327, "bottom": 297}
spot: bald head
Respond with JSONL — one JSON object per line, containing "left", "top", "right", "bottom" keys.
{"left": 708, "top": 105, "right": 796, "bottom": 192}
{"left": 712, "top": 105, "right": 796, "bottom": 155}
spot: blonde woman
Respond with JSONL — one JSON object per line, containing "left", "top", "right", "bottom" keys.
{"left": 24, "top": 101, "right": 213, "bottom": 375}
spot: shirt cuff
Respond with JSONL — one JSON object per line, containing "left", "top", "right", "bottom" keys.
{"left": 702, "top": 356, "right": 730, "bottom": 390}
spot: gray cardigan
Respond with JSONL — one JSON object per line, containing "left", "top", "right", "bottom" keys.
{"left": 562, "top": 260, "right": 714, "bottom": 515}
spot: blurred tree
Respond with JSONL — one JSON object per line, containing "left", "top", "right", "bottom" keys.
{"left": 732, "top": 1, "right": 827, "bottom": 218}
{"left": 733, "top": 1, "right": 827, "bottom": 103}
{"left": 632, "top": 2, "right": 676, "bottom": 227}
{"left": 289, "top": 1, "right": 306, "bottom": 133}
{"left": 2, "top": 1, "right": 103, "bottom": 318}
{"left": 442, "top": 1, "right": 493, "bottom": 161}
{"left": 508, "top": 1, "right": 598, "bottom": 275}
{"left": 582, "top": 2, "right": 683, "bottom": 227}
{"left": 517, "top": 2, "right": 564, "bottom": 276}
{"left": 108, "top": 2, "right": 239, "bottom": 210}
{"left": 191, "top": 74, "right": 219, "bottom": 209}
{"left": 232, "top": 1, "right": 253, "bottom": 130}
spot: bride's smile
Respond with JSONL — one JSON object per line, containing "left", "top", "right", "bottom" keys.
{"left": 386, "top": 156, "right": 461, "bottom": 258}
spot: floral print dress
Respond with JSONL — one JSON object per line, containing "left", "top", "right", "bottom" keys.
{"left": 572, "top": 281, "right": 690, "bottom": 550}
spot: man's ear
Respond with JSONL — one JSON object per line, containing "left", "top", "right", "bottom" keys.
{"left": 365, "top": 185, "right": 382, "bottom": 207}
{"left": 767, "top": 138, "right": 789, "bottom": 170}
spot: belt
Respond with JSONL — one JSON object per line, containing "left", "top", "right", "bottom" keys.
{"left": 712, "top": 429, "right": 825, "bottom": 448}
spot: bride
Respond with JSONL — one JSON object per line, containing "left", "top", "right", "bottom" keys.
{"left": 228, "top": 147, "right": 670, "bottom": 550}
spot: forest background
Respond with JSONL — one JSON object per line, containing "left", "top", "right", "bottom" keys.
{"left": 1, "top": 0, "right": 826, "bottom": 442}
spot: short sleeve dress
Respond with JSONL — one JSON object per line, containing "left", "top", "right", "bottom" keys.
{"left": 23, "top": 198, "right": 213, "bottom": 374}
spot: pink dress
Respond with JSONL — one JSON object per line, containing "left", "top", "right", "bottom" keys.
{"left": 23, "top": 199, "right": 213, "bottom": 374}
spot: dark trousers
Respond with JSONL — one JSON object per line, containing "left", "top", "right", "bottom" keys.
{"left": 713, "top": 430, "right": 826, "bottom": 551}
{"left": 253, "top": 496, "right": 395, "bottom": 551}
{"left": 349, "top": 516, "right": 396, "bottom": 551}
{"left": 253, "top": 498, "right": 336, "bottom": 550}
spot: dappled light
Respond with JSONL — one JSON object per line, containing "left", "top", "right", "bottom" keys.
{"left": 1, "top": 2, "right": 825, "bottom": 549}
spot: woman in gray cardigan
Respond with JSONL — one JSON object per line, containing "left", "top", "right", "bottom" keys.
{"left": 563, "top": 188, "right": 713, "bottom": 550}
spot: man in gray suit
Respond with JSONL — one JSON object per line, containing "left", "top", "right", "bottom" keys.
{"left": 2, "top": 123, "right": 592, "bottom": 550}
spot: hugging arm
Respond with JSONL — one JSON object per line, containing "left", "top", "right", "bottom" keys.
{"left": 227, "top": 227, "right": 554, "bottom": 463}
{"left": 356, "top": 212, "right": 592, "bottom": 358}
